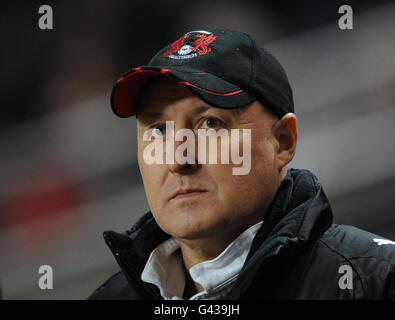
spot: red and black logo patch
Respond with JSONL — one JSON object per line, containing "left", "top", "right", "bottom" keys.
{"left": 163, "top": 30, "right": 217, "bottom": 59}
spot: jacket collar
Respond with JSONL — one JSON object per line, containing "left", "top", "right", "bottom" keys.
{"left": 103, "top": 168, "right": 333, "bottom": 299}
{"left": 227, "top": 168, "right": 333, "bottom": 298}
{"left": 140, "top": 221, "right": 263, "bottom": 299}
{"left": 248, "top": 168, "right": 333, "bottom": 259}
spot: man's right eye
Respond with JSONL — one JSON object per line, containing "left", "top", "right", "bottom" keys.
{"left": 150, "top": 124, "right": 166, "bottom": 137}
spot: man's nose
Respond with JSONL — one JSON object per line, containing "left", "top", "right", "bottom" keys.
{"left": 167, "top": 132, "right": 200, "bottom": 175}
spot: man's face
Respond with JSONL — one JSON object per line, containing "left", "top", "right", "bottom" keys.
{"left": 137, "top": 77, "right": 285, "bottom": 241}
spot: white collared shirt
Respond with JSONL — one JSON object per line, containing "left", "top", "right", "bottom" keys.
{"left": 141, "top": 221, "right": 263, "bottom": 300}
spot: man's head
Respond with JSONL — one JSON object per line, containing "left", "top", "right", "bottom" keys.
{"left": 110, "top": 29, "right": 297, "bottom": 244}
{"left": 111, "top": 29, "right": 293, "bottom": 119}
{"left": 136, "top": 76, "right": 297, "bottom": 242}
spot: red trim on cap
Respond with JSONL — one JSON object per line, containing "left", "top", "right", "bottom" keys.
{"left": 119, "top": 69, "right": 157, "bottom": 82}
{"left": 113, "top": 68, "right": 243, "bottom": 118}
{"left": 177, "top": 81, "right": 243, "bottom": 96}
{"left": 117, "top": 68, "right": 208, "bottom": 83}
{"left": 113, "top": 69, "right": 159, "bottom": 117}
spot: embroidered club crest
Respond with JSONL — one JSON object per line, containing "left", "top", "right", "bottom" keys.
{"left": 163, "top": 30, "right": 217, "bottom": 60}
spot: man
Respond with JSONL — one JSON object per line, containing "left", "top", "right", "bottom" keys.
{"left": 89, "top": 29, "right": 395, "bottom": 299}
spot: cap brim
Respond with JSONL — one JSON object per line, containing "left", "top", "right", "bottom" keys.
{"left": 111, "top": 66, "right": 256, "bottom": 118}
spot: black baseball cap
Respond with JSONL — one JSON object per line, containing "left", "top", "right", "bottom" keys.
{"left": 111, "top": 29, "right": 294, "bottom": 119}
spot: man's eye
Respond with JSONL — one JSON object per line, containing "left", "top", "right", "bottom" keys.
{"left": 201, "top": 117, "right": 222, "bottom": 129}
{"left": 150, "top": 124, "right": 166, "bottom": 136}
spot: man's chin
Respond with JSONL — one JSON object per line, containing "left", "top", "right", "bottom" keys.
{"left": 159, "top": 214, "right": 227, "bottom": 241}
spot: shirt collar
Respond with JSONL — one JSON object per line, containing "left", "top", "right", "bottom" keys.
{"left": 141, "top": 221, "right": 263, "bottom": 300}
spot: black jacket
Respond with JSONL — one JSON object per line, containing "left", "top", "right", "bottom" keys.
{"left": 89, "top": 169, "right": 395, "bottom": 299}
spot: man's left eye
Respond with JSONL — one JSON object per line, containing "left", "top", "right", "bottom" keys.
{"left": 201, "top": 117, "right": 222, "bottom": 129}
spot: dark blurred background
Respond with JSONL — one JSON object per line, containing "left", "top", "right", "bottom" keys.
{"left": 1, "top": 0, "right": 394, "bottom": 299}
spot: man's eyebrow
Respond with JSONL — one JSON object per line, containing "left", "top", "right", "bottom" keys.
{"left": 191, "top": 105, "right": 211, "bottom": 115}
{"left": 138, "top": 111, "right": 164, "bottom": 121}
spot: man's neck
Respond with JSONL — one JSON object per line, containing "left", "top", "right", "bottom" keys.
{"left": 178, "top": 222, "right": 259, "bottom": 296}
{"left": 180, "top": 237, "right": 230, "bottom": 298}
{"left": 179, "top": 228, "right": 243, "bottom": 270}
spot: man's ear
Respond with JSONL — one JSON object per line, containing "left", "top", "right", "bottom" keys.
{"left": 272, "top": 113, "right": 298, "bottom": 170}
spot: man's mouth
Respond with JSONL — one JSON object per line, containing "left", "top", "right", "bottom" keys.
{"left": 171, "top": 189, "right": 207, "bottom": 200}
